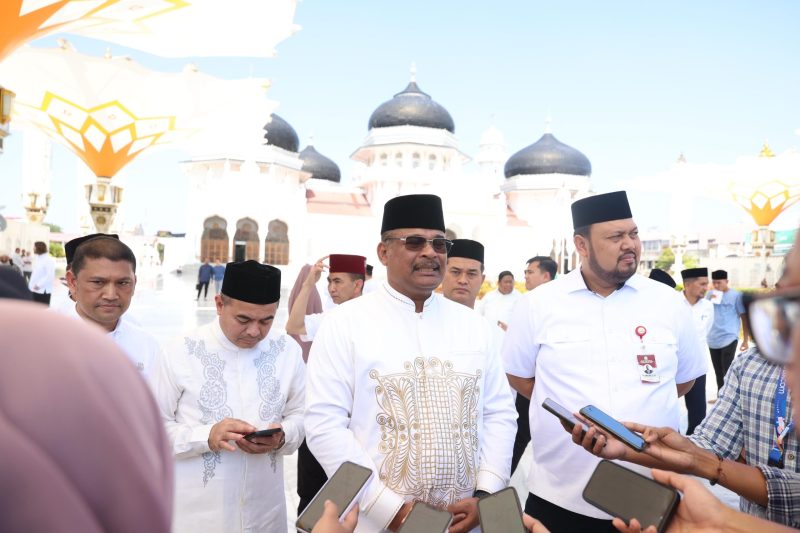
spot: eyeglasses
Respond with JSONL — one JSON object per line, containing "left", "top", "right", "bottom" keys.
{"left": 384, "top": 236, "right": 453, "bottom": 254}
{"left": 744, "top": 289, "right": 800, "bottom": 364}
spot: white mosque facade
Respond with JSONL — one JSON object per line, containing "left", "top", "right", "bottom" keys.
{"left": 182, "top": 73, "right": 593, "bottom": 281}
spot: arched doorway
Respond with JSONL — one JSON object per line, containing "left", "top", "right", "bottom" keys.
{"left": 233, "top": 217, "right": 260, "bottom": 262}
{"left": 264, "top": 219, "right": 289, "bottom": 265}
{"left": 201, "top": 216, "right": 229, "bottom": 262}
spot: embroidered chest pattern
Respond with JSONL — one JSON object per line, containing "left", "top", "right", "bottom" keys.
{"left": 369, "top": 357, "right": 481, "bottom": 507}
{"left": 186, "top": 337, "right": 233, "bottom": 486}
{"left": 254, "top": 336, "right": 287, "bottom": 472}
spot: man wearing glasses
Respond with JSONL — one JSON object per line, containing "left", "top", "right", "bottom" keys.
{"left": 305, "top": 194, "right": 517, "bottom": 532}
{"left": 566, "top": 242, "right": 800, "bottom": 527}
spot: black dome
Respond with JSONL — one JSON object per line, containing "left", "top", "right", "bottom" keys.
{"left": 504, "top": 133, "right": 591, "bottom": 178}
{"left": 299, "top": 145, "right": 341, "bottom": 183}
{"left": 368, "top": 81, "right": 455, "bottom": 133}
{"left": 263, "top": 114, "right": 299, "bottom": 152}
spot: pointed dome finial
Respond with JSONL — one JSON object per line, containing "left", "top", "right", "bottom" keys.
{"left": 544, "top": 112, "right": 552, "bottom": 134}
{"left": 677, "top": 152, "right": 687, "bottom": 164}
{"left": 307, "top": 134, "right": 315, "bottom": 147}
{"left": 759, "top": 139, "right": 775, "bottom": 158}
{"left": 410, "top": 62, "right": 417, "bottom": 82}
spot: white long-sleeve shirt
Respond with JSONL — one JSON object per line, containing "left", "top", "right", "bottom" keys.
{"left": 28, "top": 252, "right": 55, "bottom": 294}
{"left": 150, "top": 321, "right": 305, "bottom": 533}
{"left": 305, "top": 282, "right": 517, "bottom": 532}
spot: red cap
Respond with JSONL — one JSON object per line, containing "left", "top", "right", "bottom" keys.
{"left": 329, "top": 254, "right": 366, "bottom": 275}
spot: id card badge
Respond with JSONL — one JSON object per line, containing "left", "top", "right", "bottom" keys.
{"left": 635, "top": 326, "right": 660, "bottom": 383}
{"left": 637, "top": 354, "right": 660, "bottom": 383}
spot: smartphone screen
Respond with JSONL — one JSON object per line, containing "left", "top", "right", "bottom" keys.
{"left": 579, "top": 405, "right": 646, "bottom": 451}
{"left": 398, "top": 502, "right": 452, "bottom": 533}
{"left": 583, "top": 460, "right": 679, "bottom": 532}
{"left": 542, "top": 397, "right": 579, "bottom": 431}
{"left": 296, "top": 461, "right": 372, "bottom": 533}
{"left": 477, "top": 487, "right": 527, "bottom": 533}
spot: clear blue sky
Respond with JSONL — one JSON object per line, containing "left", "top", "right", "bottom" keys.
{"left": 1, "top": 0, "right": 798, "bottom": 234}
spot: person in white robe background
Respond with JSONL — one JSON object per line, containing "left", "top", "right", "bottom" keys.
{"left": 305, "top": 194, "right": 517, "bottom": 533}
{"left": 62, "top": 234, "right": 160, "bottom": 378}
{"left": 150, "top": 260, "right": 305, "bottom": 533}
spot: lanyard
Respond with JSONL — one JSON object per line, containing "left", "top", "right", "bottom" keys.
{"left": 768, "top": 370, "right": 794, "bottom": 468}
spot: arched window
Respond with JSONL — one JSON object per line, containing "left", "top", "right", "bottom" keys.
{"left": 233, "top": 217, "right": 260, "bottom": 262}
{"left": 412, "top": 152, "right": 421, "bottom": 168}
{"left": 395, "top": 152, "right": 403, "bottom": 167}
{"left": 380, "top": 153, "right": 388, "bottom": 166}
{"left": 265, "top": 219, "right": 289, "bottom": 265}
{"left": 201, "top": 215, "right": 229, "bottom": 262}
{"left": 428, "top": 154, "right": 436, "bottom": 170}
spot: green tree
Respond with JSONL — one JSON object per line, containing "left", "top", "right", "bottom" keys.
{"left": 44, "top": 222, "right": 62, "bottom": 233}
{"left": 49, "top": 242, "right": 65, "bottom": 258}
{"left": 655, "top": 247, "right": 675, "bottom": 270}
{"left": 682, "top": 254, "right": 699, "bottom": 269}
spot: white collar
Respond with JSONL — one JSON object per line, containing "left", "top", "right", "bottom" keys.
{"left": 211, "top": 319, "right": 244, "bottom": 352}
{"left": 564, "top": 268, "right": 645, "bottom": 295}
{"left": 381, "top": 281, "right": 437, "bottom": 312}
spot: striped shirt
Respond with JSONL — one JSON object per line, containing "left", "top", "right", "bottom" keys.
{"left": 690, "top": 348, "right": 800, "bottom": 527}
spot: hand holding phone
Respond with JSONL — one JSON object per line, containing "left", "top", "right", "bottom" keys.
{"left": 296, "top": 461, "right": 372, "bottom": 533}
{"left": 477, "top": 487, "right": 527, "bottom": 533}
{"left": 243, "top": 427, "right": 281, "bottom": 441}
{"left": 583, "top": 461, "right": 679, "bottom": 532}
{"left": 542, "top": 398, "right": 596, "bottom": 446}
{"left": 579, "top": 405, "right": 646, "bottom": 452}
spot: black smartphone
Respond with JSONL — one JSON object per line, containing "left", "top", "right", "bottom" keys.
{"left": 579, "top": 404, "right": 646, "bottom": 451}
{"left": 296, "top": 461, "right": 372, "bottom": 533}
{"left": 542, "top": 397, "right": 580, "bottom": 431}
{"left": 243, "top": 427, "right": 281, "bottom": 441}
{"left": 477, "top": 486, "right": 527, "bottom": 533}
{"left": 583, "top": 460, "right": 680, "bottom": 533}
{"left": 398, "top": 502, "right": 452, "bottom": 533}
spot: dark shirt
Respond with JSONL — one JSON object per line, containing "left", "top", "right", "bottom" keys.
{"left": 198, "top": 263, "right": 213, "bottom": 283}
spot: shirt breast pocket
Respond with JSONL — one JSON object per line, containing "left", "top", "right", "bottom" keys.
{"left": 539, "top": 326, "right": 593, "bottom": 375}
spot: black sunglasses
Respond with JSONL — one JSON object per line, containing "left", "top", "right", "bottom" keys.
{"left": 384, "top": 236, "right": 453, "bottom": 254}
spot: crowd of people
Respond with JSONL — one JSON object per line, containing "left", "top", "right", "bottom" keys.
{"left": 1, "top": 189, "right": 798, "bottom": 533}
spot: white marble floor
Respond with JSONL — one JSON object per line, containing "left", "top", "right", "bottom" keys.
{"left": 60, "top": 265, "right": 738, "bottom": 529}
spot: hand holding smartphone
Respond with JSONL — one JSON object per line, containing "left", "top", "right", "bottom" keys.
{"left": 243, "top": 427, "right": 281, "bottom": 441}
{"left": 477, "top": 487, "right": 527, "bottom": 533}
{"left": 579, "top": 405, "right": 646, "bottom": 452}
{"left": 296, "top": 461, "right": 372, "bottom": 533}
{"left": 583, "top": 460, "right": 679, "bottom": 533}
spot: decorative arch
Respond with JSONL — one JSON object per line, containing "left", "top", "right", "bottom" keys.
{"left": 233, "top": 217, "right": 260, "bottom": 262}
{"left": 201, "top": 215, "right": 229, "bottom": 262}
{"left": 265, "top": 219, "right": 289, "bottom": 265}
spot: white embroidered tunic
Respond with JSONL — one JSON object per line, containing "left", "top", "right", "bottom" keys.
{"left": 150, "top": 321, "right": 305, "bottom": 533}
{"left": 305, "top": 283, "right": 517, "bottom": 532}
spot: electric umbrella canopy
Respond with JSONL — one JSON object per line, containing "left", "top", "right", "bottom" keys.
{"left": 0, "top": 0, "right": 300, "bottom": 62}
{"left": 0, "top": 44, "right": 275, "bottom": 231}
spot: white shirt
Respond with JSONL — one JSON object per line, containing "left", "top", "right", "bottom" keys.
{"left": 684, "top": 295, "right": 714, "bottom": 351}
{"left": 305, "top": 283, "right": 517, "bottom": 532}
{"left": 10, "top": 252, "right": 23, "bottom": 271}
{"left": 362, "top": 278, "right": 378, "bottom": 294}
{"left": 28, "top": 253, "right": 55, "bottom": 294}
{"left": 502, "top": 270, "right": 706, "bottom": 518}
{"left": 479, "top": 289, "right": 521, "bottom": 328}
{"left": 150, "top": 321, "right": 305, "bottom": 533}
{"left": 61, "top": 304, "right": 161, "bottom": 379}
{"left": 301, "top": 311, "right": 325, "bottom": 342}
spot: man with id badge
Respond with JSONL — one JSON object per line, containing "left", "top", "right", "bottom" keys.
{"left": 502, "top": 190, "right": 706, "bottom": 533}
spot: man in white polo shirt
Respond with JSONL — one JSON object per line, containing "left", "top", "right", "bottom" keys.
{"left": 502, "top": 190, "right": 706, "bottom": 532}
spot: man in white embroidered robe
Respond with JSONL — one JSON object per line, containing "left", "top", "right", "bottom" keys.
{"left": 305, "top": 194, "right": 517, "bottom": 532}
{"left": 151, "top": 261, "right": 305, "bottom": 532}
